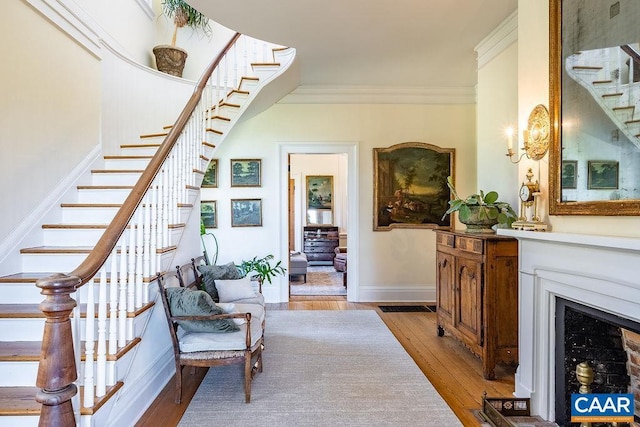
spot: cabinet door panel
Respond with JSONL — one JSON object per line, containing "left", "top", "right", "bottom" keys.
{"left": 436, "top": 252, "right": 455, "bottom": 326}
{"left": 456, "top": 258, "right": 483, "bottom": 344}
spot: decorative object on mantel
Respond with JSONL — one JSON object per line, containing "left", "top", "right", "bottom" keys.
{"left": 511, "top": 168, "right": 548, "bottom": 232}
{"left": 442, "top": 176, "right": 517, "bottom": 233}
{"left": 506, "top": 104, "right": 550, "bottom": 164}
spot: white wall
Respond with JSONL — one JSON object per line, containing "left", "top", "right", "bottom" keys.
{"left": 0, "top": 1, "right": 101, "bottom": 243}
{"left": 519, "top": 0, "right": 640, "bottom": 236}
{"left": 204, "top": 102, "right": 476, "bottom": 302}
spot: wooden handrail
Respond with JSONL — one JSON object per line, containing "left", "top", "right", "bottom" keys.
{"left": 621, "top": 44, "right": 640, "bottom": 69}
{"left": 35, "top": 31, "right": 241, "bottom": 426}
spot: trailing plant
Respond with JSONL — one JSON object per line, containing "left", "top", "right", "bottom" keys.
{"left": 238, "top": 255, "right": 286, "bottom": 284}
{"left": 442, "top": 176, "right": 517, "bottom": 228}
{"left": 161, "top": 0, "right": 212, "bottom": 46}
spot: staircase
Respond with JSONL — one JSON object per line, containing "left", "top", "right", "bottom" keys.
{"left": 0, "top": 34, "right": 295, "bottom": 426}
{"left": 566, "top": 44, "right": 640, "bottom": 149}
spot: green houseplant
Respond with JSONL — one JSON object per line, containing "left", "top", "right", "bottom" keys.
{"left": 154, "top": 0, "right": 212, "bottom": 77}
{"left": 238, "top": 255, "right": 287, "bottom": 285}
{"left": 442, "top": 176, "right": 517, "bottom": 233}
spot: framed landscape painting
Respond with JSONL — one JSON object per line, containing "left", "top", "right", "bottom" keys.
{"left": 231, "top": 198, "right": 262, "bottom": 227}
{"left": 200, "top": 200, "right": 217, "bottom": 229}
{"left": 373, "top": 142, "right": 454, "bottom": 231}
{"left": 202, "top": 159, "right": 218, "bottom": 188}
{"left": 588, "top": 161, "right": 618, "bottom": 190}
{"left": 306, "top": 175, "right": 333, "bottom": 210}
{"left": 230, "top": 159, "right": 261, "bottom": 187}
{"left": 561, "top": 160, "right": 577, "bottom": 189}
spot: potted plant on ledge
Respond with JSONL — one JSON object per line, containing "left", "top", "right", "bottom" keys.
{"left": 442, "top": 176, "right": 517, "bottom": 233}
{"left": 154, "top": 0, "right": 212, "bottom": 77}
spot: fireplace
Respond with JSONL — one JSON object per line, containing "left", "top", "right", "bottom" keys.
{"left": 498, "top": 230, "right": 640, "bottom": 423}
{"left": 555, "top": 298, "right": 640, "bottom": 426}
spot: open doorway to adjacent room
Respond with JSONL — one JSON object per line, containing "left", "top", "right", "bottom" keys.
{"left": 288, "top": 153, "right": 348, "bottom": 297}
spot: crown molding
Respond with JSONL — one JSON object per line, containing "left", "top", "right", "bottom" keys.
{"left": 474, "top": 10, "right": 518, "bottom": 70}
{"left": 279, "top": 85, "right": 476, "bottom": 105}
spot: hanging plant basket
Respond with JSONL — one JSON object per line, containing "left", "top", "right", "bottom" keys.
{"left": 153, "top": 45, "right": 188, "bottom": 77}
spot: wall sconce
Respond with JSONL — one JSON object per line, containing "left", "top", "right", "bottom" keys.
{"left": 506, "top": 104, "right": 550, "bottom": 164}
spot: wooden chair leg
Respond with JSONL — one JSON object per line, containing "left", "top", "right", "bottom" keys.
{"left": 244, "top": 354, "right": 252, "bottom": 403}
{"left": 175, "top": 364, "right": 183, "bottom": 404}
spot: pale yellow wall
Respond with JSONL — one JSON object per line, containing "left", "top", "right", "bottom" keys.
{"left": 207, "top": 102, "right": 476, "bottom": 296}
{"left": 520, "top": 0, "right": 640, "bottom": 236}
{"left": 0, "top": 2, "right": 100, "bottom": 242}
{"left": 477, "top": 41, "right": 519, "bottom": 210}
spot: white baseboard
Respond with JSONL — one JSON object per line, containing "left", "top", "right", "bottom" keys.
{"left": 356, "top": 285, "right": 436, "bottom": 303}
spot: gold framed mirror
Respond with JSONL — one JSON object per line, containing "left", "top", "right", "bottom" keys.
{"left": 549, "top": 0, "right": 640, "bottom": 215}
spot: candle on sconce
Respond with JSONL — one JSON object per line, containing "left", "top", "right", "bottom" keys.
{"left": 506, "top": 127, "right": 514, "bottom": 151}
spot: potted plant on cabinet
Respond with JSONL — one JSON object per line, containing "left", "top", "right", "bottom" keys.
{"left": 238, "top": 255, "right": 286, "bottom": 285}
{"left": 154, "top": 0, "right": 212, "bottom": 77}
{"left": 442, "top": 176, "right": 517, "bottom": 233}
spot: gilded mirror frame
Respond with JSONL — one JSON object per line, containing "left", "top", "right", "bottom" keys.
{"left": 549, "top": 0, "right": 640, "bottom": 215}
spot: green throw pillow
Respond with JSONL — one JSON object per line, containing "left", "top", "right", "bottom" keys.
{"left": 165, "top": 287, "right": 239, "bottom": 333}
{"left": 197, "top": 262, "right": 241, "bottom": 302}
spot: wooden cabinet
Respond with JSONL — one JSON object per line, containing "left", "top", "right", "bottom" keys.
{"left": 434, "top": 230, "right": 518, "bottom": 379}
{"left": 303, "top": 226, "right": 339, "bottom": 265}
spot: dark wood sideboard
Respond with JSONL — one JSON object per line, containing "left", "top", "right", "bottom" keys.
{"left": 434, "top": 229, "right": 518, "bottom": 379}
{"left": 303, "top": 226, "right": 339, "bottom": 265}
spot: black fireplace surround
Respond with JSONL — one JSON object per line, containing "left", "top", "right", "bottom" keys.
{"left": 555, "top": 298, "right": 639, "bottom": 426}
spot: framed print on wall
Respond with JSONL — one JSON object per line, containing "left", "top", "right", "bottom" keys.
{"left": 202, "top": 159, "right": 218, "bottom": 188}
{"left": 561, "top": 160, "right": 577, "bottom": 189}
{"left": 373, "top": 142, "right": 455, "bottom": 231}
{"left": 587, "top": 161, "right": 618, "bottom": 190}
{"left": 306, "top": 175, "right": 333, "bottom": 210}
{"left": 231, "top": 198, "right": 262, "bottom": 227}
{"left": 200, "top": 200, "right": 217, "bottom": 229}
{"left": 230, "top": 159, "right": 261, "bottom": 187}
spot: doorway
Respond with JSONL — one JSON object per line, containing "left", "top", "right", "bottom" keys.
{"left": 278, "top": 142, "right": 358, "bottom": 303}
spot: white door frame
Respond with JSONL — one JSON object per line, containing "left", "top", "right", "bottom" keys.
{"left": 278, "top": 142, "right": 359, "bottom": 302}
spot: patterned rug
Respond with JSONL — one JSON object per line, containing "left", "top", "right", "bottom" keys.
{"left": 290, "top": 266, "right": 346, "bottom": 296}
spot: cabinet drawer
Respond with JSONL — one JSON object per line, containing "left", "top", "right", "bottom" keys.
{"left": 455, "top": 236, "right": 484, "bottom": 254}
{"left": 304, "top": 240, "right": 337, "bottom": 248}
{"left": 436, "top": 232, "right": 455, "bottom": 248}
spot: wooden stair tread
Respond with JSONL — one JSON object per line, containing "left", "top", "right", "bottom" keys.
{"left": 593, "top": 79, "right": 613, "bottom": 84}
{"left": 20, "top": 246, "right": 177, "bottom": 254}
{"left": 0, "top": 341, "right": 41, "bottom": 360}
{"left": 572, "top": 65, "right": 602, "bottom": 70}
{"left": 602, "top": 93, "right": 623, "bottom": 97}
{"left": 0, "top": 272, "right": 56, "bottom": 283}
{"left": 139, "top": 132, "right": 168, "bottom": 139}
{"left": 0, "top": 387, "right": 40, "bottom": 415}
{"left": 205, "top": 128, "right": 223, "bottom": 135}
{"left": 61, "top": 203, "right": 122, "bottom": 208}
{"left": 77, "top": 185, "right": 134, "bottom": 190}
{"left": 103, "top": 155, "right": 153, "bottom": 159}
{"left": 91, "top": 169, "right": 144, "bottom": 174}
{"left": 120, "top": 143, "right": 160, "bottom": 149}
{"left": 613, "top": 106, "right": 634, "bottom": 111}
{"left": 0, "top": 305, "right": 44, "bottom": 318}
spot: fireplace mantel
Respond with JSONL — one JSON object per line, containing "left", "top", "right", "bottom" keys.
{"left": 497, "top": 229, "right": 640, "bottom": 422}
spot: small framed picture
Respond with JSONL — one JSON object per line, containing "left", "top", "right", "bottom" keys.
{"left": 200, "top": 200, "right": 217, "bottom": 229}
{"left": 588, "top": 160, "right": 618, "bottom": 190}
{"left": 561, "top": 160, "right": 577, "bottom": 189}
{"left": 230, "top": 159, "right": 261, "bottom": 187}
{"left": 231, "top": 198, "right": 262, "bottom": 227}
{"left": 202, "top": 159, "right": 218, "bottom": 188}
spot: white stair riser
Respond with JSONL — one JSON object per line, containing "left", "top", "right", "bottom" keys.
{"left": 121, "top": 146, "right": 160, "bottom": 156}
{"left": 226, "top": 93, "right": 249, "bottom": 105}
{"left": 61, "top": 207, "right": 192, "bottom": 224}
{"left": 43, "top": 227, "right": 183, "bottom": 247}
{"left": 62, "top": 207, "right": 119, "bottom": 223}
{"left": 77, "top": 188, "right": 132, "bottom": 204}
{"left": 218, "top": 105, "right": 240, "bottom": 120}
{"left": 0, "top": 416, "right": 38, "bottom": 427}
{"left": 21, "top": 251, "right": 175, "bottom": 273}
{"left": 238, "top": 79, "right": 259, "bottom": 92}
{"left": 0, "top": 362, "right": 39, "bottom": 386}
{"left": 103, "top": 158, "right": 151, "bottom": 169}
{"left": 91, "top": 172, "right": 143, "bottom": 186}
{"left": 0, "top": 319, "right": 45, "bottom": 341}
{"left": 0, "top": 284, "right": 43, "bottom": 304}
{"left": 252, "top": 65, "right": 280, "bottom": 81}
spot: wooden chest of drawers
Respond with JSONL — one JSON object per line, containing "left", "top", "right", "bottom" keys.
{"left": 303, "top": 226, "right": 339, "bottom": 265}
{"left": 434, "top": 229, "right": 518, "bottom": 379}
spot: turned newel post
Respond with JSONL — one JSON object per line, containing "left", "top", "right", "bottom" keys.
{"left": 35, "top": 273, "right": 81, "bottom": 427}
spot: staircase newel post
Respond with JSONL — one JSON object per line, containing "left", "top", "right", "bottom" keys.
{"left": 35, "top": 273, "right": 80, "bottom": 427}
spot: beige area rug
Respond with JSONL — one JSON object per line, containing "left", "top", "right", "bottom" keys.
{"left": 290, "top": 266, "right": 346, "bottom": 296}
{"left": 178, "top": 310, "right": 462, "bottom": 426}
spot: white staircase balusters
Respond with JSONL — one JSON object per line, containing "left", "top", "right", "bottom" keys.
{"left": 117, "top": 238, "right": 127, "bottom": 349}
{"left": 96, "top": 267, "right": 107, "bottom": 397}
{"left": 83, "top": 273, "right": 95, "bottom": 408}
{"left": 108, "top": 249, "right": 118, "bottom": 359}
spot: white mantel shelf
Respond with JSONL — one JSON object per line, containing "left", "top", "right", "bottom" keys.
{"left": 494, "top": 228, "right": 640, "bottom": 422}
{"left": 497, "top": 228, "right": 640, "bottom": 252}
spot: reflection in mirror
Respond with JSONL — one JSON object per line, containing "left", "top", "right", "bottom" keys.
{"left": 550, "top": 0, "right": 640, "bottom": 215}
{"left": 306, "top": 209, "right": 333, "bottom": 225}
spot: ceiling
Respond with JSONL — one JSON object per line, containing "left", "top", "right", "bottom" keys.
{"left": 188, "top": 0, "right": 518, "bottom": 90}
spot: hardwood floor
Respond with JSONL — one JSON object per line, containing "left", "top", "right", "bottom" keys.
{"left": 136, "top": 297, "right": 516, "bottom": 426}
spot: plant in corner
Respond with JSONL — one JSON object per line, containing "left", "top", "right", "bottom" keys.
{"left": 238, "top": 255, "right": 286, "bottom": 285}
{"left": 442, "top": 176, "right": 517, "bottom": 233}
{"left": 154, "top": 0, "right": 212, "bottom": 77}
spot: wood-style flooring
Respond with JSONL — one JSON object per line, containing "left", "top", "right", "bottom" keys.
{"left": 136, "top": 297, "right": 516, "bottom": 426}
